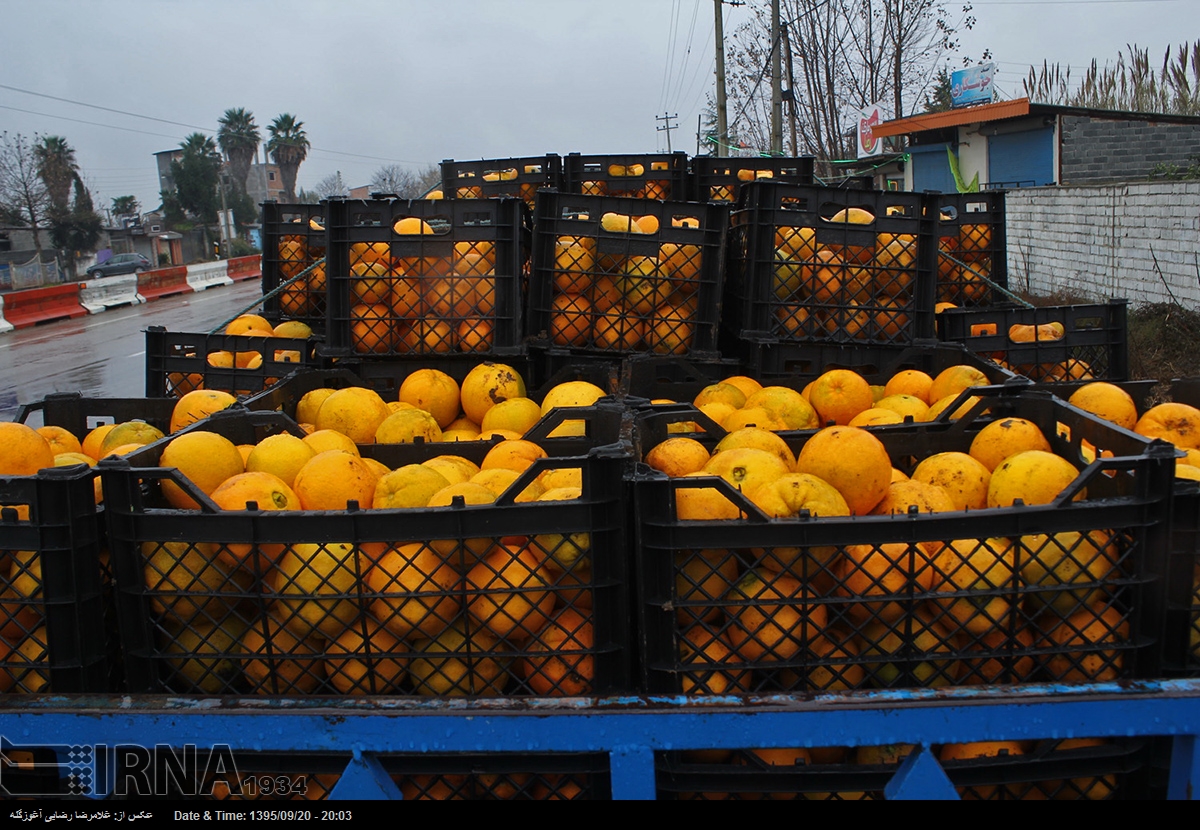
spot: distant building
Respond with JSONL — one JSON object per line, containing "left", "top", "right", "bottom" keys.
{"left": 875, "top": 98, "right": 1200, "bottom": 192}
{"left": 154, "top": 148, "right": 184, "bottom": 201}
{"left": 246, "top": 161, "right": 286, "bottom": 208}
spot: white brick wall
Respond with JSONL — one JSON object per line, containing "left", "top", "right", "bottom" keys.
{"left": 1005, "top": 181, "right": 1200, "bottom": 309}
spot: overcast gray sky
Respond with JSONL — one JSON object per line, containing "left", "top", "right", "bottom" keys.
{"left": 2, "top": 0, "right": 1194, "bottom": 215}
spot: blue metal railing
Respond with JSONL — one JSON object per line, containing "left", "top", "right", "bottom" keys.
{"left": 2, "top": 679, "right": 1198, "bottom": 800}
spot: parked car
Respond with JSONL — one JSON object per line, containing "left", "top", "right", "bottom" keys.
{"left": 86, "top": 253, "right": 152, "bottom": 278}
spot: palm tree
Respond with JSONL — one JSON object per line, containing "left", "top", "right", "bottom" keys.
{"left": 217, "top": 107, "right": 260, "bottom": 196}
{"left": 34, "top": 135, "right": 79, "bottom": 211}
{"left": 266, "top": 114, "right": 309, "bottom": 202}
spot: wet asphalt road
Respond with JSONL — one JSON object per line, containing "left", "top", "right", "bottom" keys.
{"left": 0, "top": 279, "right": 265, "bottom": 422}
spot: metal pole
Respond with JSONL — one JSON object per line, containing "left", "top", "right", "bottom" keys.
{"left": 770, "top": 0, "right": 783, "bottom": 155}
{"left": 714, "top": 0, "right": 729, "bottom": 157}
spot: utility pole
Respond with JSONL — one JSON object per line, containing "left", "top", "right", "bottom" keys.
{"left": 656, "top": 112, "right": 679, "bottom": 153}
{"left": 714, "top": 0, "right": 729, "bottom": 157}
{"left": 770, "top": 0, "right": 783, "bottom": 155}
{"left": 781, "top": 17, "right": 798, "bottom": 157}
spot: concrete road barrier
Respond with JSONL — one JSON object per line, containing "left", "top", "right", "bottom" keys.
{"left": 137, "top": 266, "right": 192, "bottom": 301}
{"left": 0, "top": 294, "right": 13, "bottom": 333}
{"left": 2, "top": 283, "right": 90, "bottom": 329}
{"left": 80, "top": 274, "right": 144, "bottom": 312}
{"left": 187, "top": 261, "right": 233, "bottom": 292}
{"left": 226, "top": 255, "right": 262, "bottom": 282}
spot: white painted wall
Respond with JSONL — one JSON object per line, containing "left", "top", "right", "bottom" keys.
{"left": 1004, "top": 181, "right": 1200, "bottom": 309}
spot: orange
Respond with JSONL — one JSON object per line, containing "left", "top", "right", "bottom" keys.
{"left": 1134, "top": 402, "right": 1200, "bottom": 449}
{"left": 291, "top": 450, "right": 378, "bottom": 510}
{"left": 540, "top": 380, "right": 607, "bottom": 416}
{"left": 158, "top": 430, "right": 245, "bottom": 510}
{"left": 0, "top": 423, "right": 55, "bottom": 476}
{"left": 423, "top": 455, "right": 481, "bottom": 486}
{"left": 939, "top": 742, "right": 1028, "bottom": 800}
{"left": 987, "top": 450, "right": 1082, "bottom": 507}
{"left": 873, "top": 393, "right": 930, "bottom": 422}
{"left": 296, "top": 387, "right": 337, "bottom": 426}
{"left": 142, "top": 540, "right": 251, "bottom": 624}
{"left": 271, "top": 541, "right": 362, "bottom": 639}
{"left": 245, "top": 433, "right": 315, "bottom": 488}
{"left": 225, "top": 314, "right": 272, "bottom": 335}
{"left": 480, "top": 397, "right": 543, "bottom": 436}
{"left": 968, "top": 416, "right": 1052, "bottom": 472}
{"left": 645, "top": 437, "right": 711, "bottom": 477}
{"left": 807, "top": 369, "right": 874, "bottom": 427}
{"left": 678, "top": 626, "right": 751, "bottom": 695}
{"left": 722, "top": 568, "right": 828, "bottom": 662}
{"left": 1018, "top": 529, "right": 1118, "bottom": 616}
{"left": 1068, "top": 382, "right": 1139, "bottom": 431}
{"left": 675, "top": 471, "right": 745, "bottom": 521}
{"left": 210, "top": 470, "right": 300, "bottom": 510}
{"left": 364, "top": 541, "right": 462, "bottom": 639}
{"left": 702, "top": 448, "right": 790, "bottom": 497}
{"left": 794, "top": 426, "right": 891, "bottom": 515}
{"left": 407, "top": 618, "right": 510, "bottom": 697}
{"left": 746, "top": 472, "right": 848, "bottom": 574}
{"left": 272, "top": 320, "right": 312, "bottom": 339}
{"left": 927, "top": 364, "right": 990, "bottom": 404}
{"left": 870, "top": 479, "right": 956, "bottom": 515}
{"left": 520, "top": 608, "right": 595, "bottom": 696}
{"left": 1043, "top": 603, "right": 1129, "bottom": 682}
{"left": 461, "top": 362, "right": 527, "bottom": 426}
{"left": 674, "top": 550, "right": 740, "bottom": 625}
{"left": 858, "top": 609, "right": 961, "bottom": 688}
{"left": 302, "top": 428, "right": 360, "bottom": 457}
{"left": 723, "top": 406, "right": 787, "bottom": 432}
{"left": 236, "top": 443, "right": 254, "bottom": 465}
{"left": 350, "top": 303, "right": 396, "bottom": 354}
{"left": 398, "top": 368, "right": 461, "bottom": 429}
{"left": 324, "top": 624, "right": 407, "bottom": 695}
{"left": 465, "top": 541, "right": 555, "bottom": 642}
{"left": 470, "top": 468, "right": 544, "bottom": 502}
{"left": 99, "top": 421, "right": 164, "bottom": 456}
{"left": 170, "top": 389, "right": 237, "bottom": 433}
{"left": 910, "top": 451, "right": 991, "bottom": 511}
{"left": 693, "top": 382, "right": 747, "bottom": 411}
{"left": 549, "top": 293, "right": 592, "bottom": 346}
{"left": 742, "top": 386, "right": 819, "bottom": 431}
{"left": 375, "top": 407, "right": 443, "bottom": 444}
{"left": 315, "top": 386, "right": 391, "bottom": 444}
{"left": 835, "top": 541, "right": 940, "bottom": 625}
{"left": 714, "top": 427, "right": 795, "bottom": 469}
{"left": 81, "top": 423, "right": 118, "bottom": 461}
{"left": 371, "top": 464, "right": 452, "bottom": 509}
{"left": 930, "top": 537, "right": 1017, "bottom": 634}
{"left": 481, "top": 439, "right": 547, "bottom": 475}
{"left": 36, "top": 425, "right": 82, "bottom": 457}
{"left": 957, "top": 625, "right": 1037, "bottom": 685}
{"left": 848, "top": 408, "right": 904, "bottom": 427}
{"left": 239, "top": 614, "right": 325, "bottom": 694}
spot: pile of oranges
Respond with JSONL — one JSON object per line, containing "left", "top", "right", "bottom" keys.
{"left": 640, "top": 366, "right": 1200, "bottom": 694}
{"left": 124, "top": 360, "right": 614, "bottom": 697}
{"left": 166, "top": 314, "right": 314, "bottom": 397}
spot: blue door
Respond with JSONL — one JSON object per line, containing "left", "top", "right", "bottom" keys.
{"left": 988, "top": 127, "right": 1055, "bottom": 187}
{"left": 909, "top": 143, "right": 958, "bottom": 193}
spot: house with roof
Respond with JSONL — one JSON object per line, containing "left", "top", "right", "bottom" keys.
{"left": 874, "top": 97, "right": 1200, "bottom": 193}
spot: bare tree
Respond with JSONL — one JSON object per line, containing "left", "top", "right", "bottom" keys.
{"left": 370, "top": 163, "right": 442, "bottom": 198}
{"left": 724, "top": 1, "right": 978, "bottom": 174}
{"left": 314, "top": 171, "right": 348, "bottom": 199}
{"left": 0, "top": 132, "right": 50, "bottom": 259}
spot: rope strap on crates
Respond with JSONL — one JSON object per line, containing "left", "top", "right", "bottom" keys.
{"left": 940, "top": 251, "right": 1034, "bottom": 308}
{"left": 208, "top": 257, "right": 326, "bottom": 335}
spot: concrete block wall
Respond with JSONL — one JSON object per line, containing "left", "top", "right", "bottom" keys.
{"left": 1061, "top": 116, "right": 1200, "bottom": 184}
{"left": 1005, "top": 181, "right": 1200, "bottom": 309}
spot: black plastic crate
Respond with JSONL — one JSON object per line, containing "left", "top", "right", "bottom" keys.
{"left": 937, "top": 301, "right": 1129, "bottom": 382}
{"left": 724, "top": 181, "right": 940, "bottom": 353}
{"left": 562, "top": 152, "right": 690, "bottom": 200}
{"left": 527, "top": 190, "right": 729, "bottom": 360}
{"left": 3, "top": 394, "right": 178, "bottom": 695}
{"left": 656, "top": 737, "right": 1150, "bottom": 800}
{"left": 260, "top": 202, "right": 329, "bottom": 329}
{"left": 0, "top": 463, "right": 112, "bottom": 693}
{"left": 691, "top": 156, "right": 815, "bottom": 204}
{"left": 632, "top": 385, "right": 1176, "bottom": 695}
{"left": 936, "top": 191, "right": 1008, "bottom": 307}
{"left": 322, "top": 197, "right": 530, "bottom": 358}
{"left": 99, "top": 403, "right": 633, "bottom": 698}
{"left": 144, "top": 326, "right": 325, "bottom": 398}
{"left": 441, "top": 155, "right": 562, "bottom": 209}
